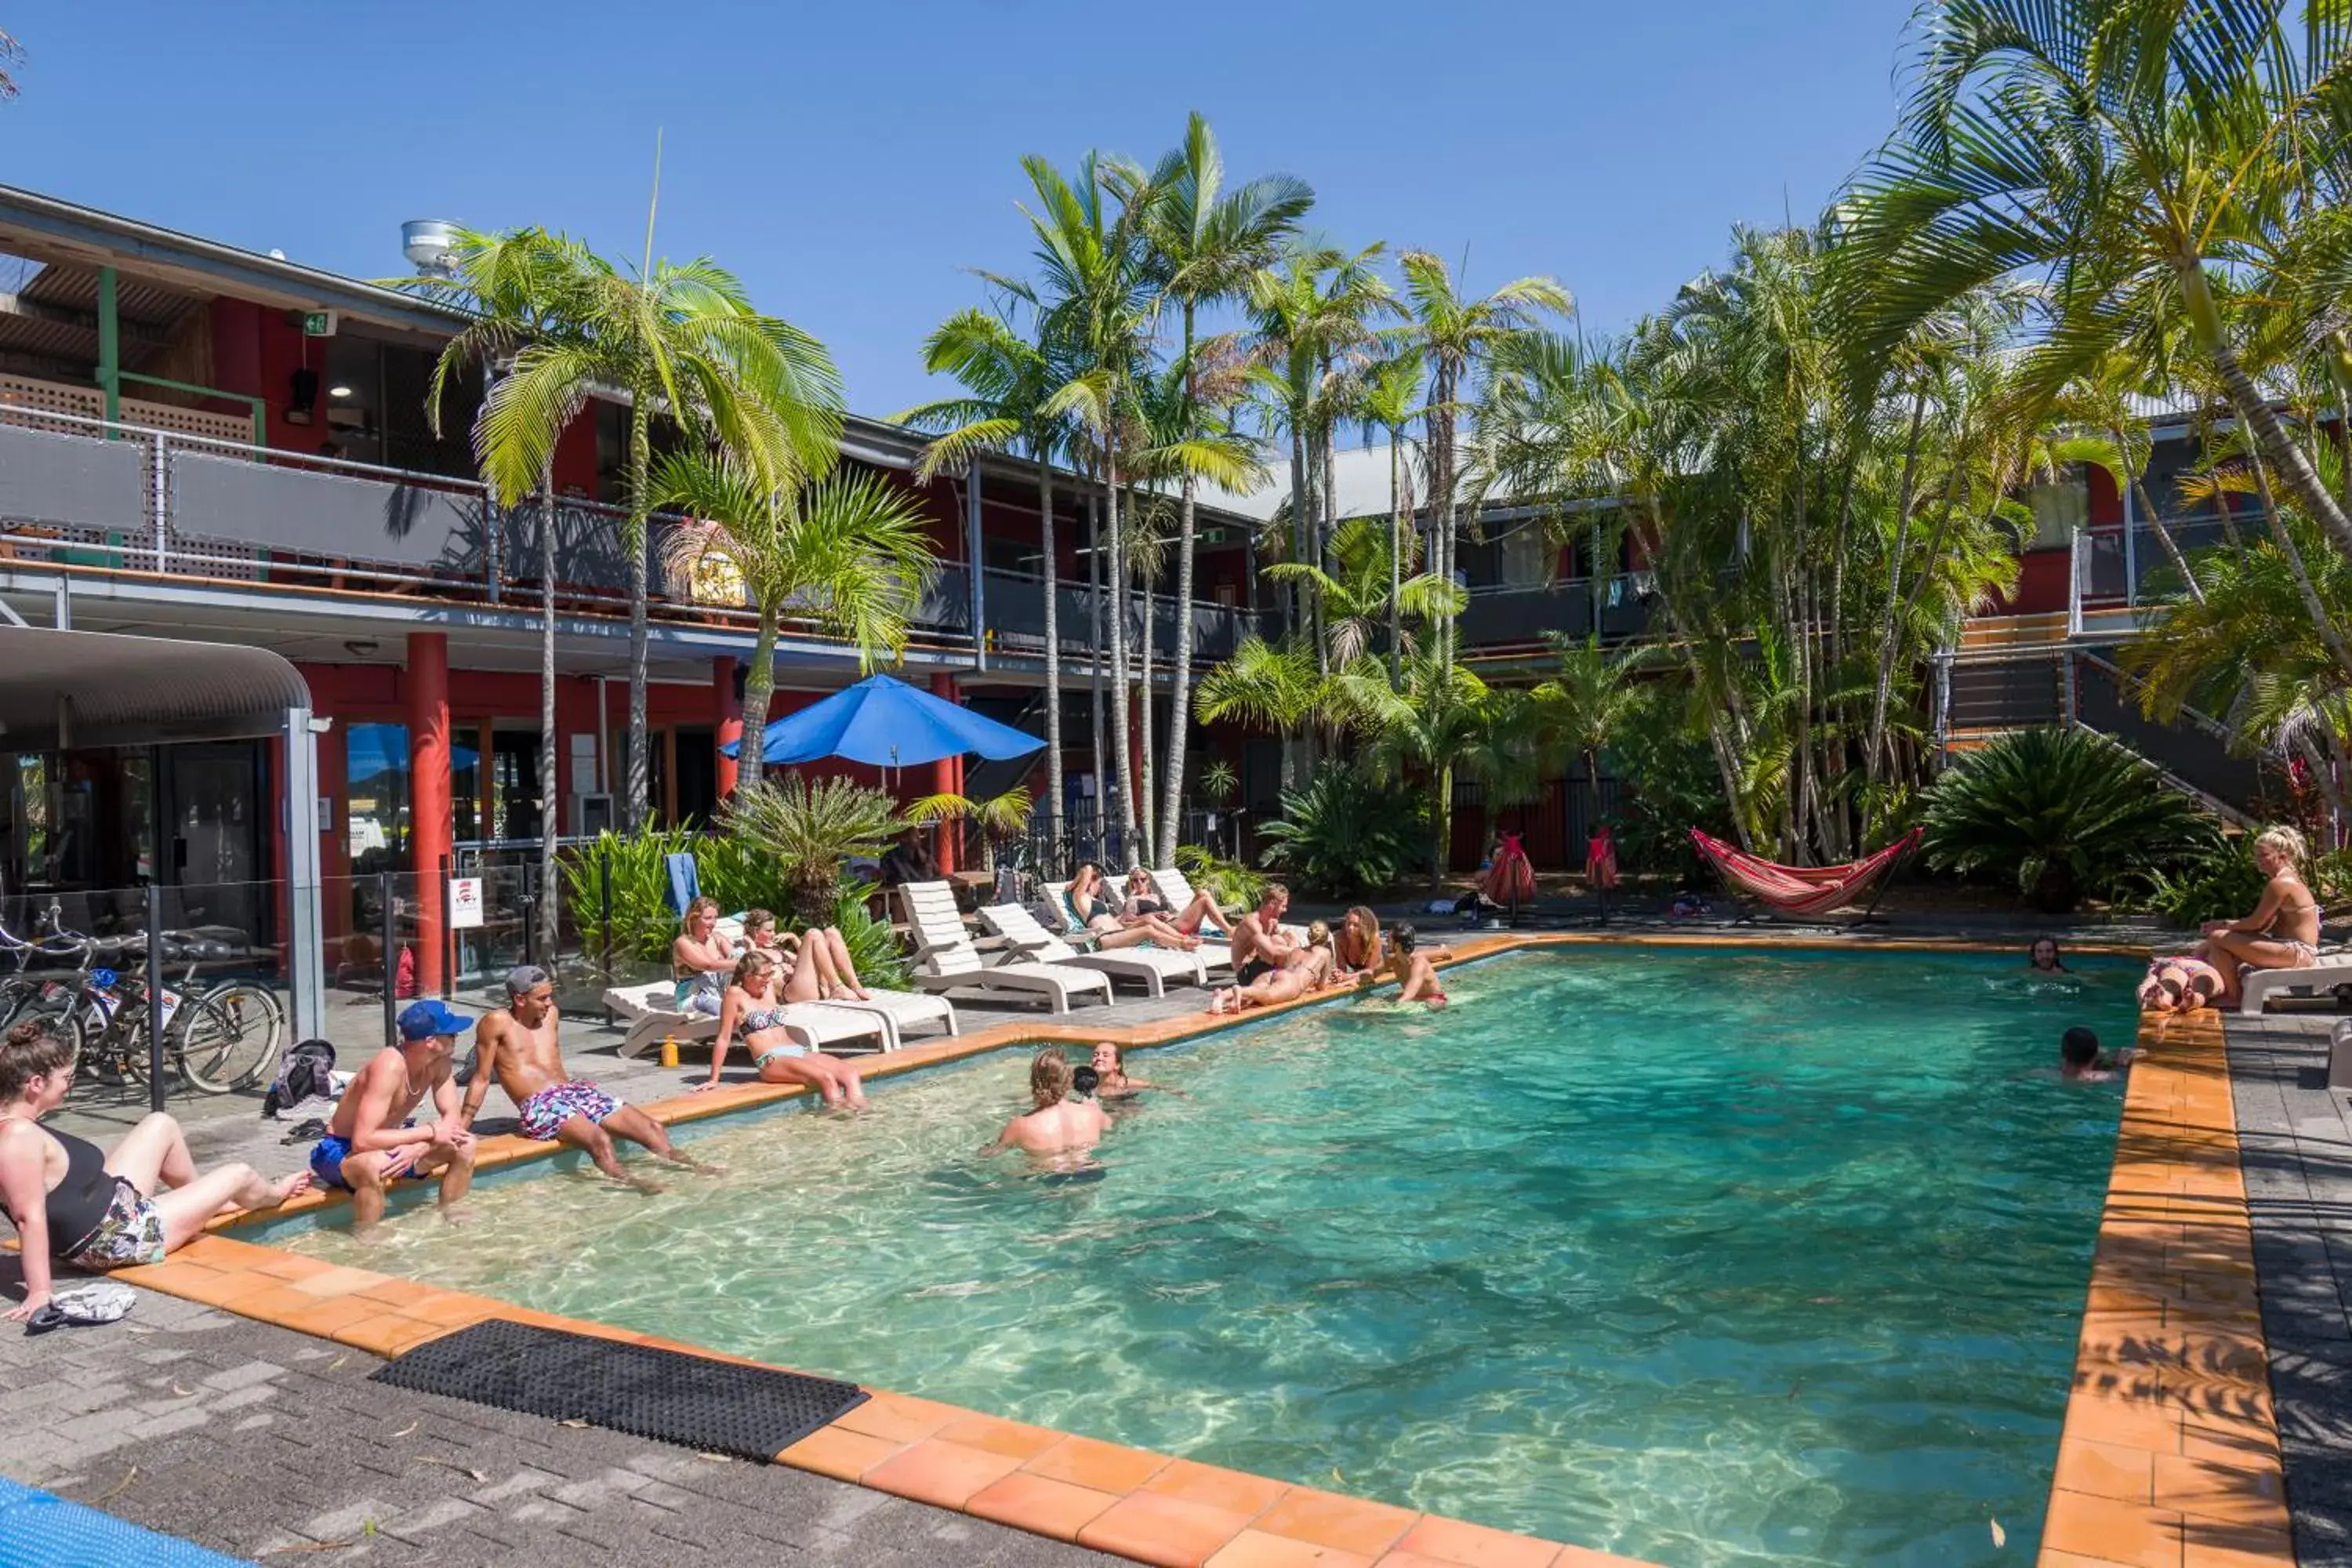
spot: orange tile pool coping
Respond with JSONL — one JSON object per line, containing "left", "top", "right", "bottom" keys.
{"left": 98, "top": 931, "right": 2281, "bottom": 1568}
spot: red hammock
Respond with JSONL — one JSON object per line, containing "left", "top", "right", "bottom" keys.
{"left": 1689, "top": 827, "right": 1922, "bottom": 919}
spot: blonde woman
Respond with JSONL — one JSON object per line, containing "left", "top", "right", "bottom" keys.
{"left": 695, "top": 950, "right": 868, "bottom": 1109}
{"left": 2197, "top": 826, "right": 2322, "bottom": 1007}
{"left": 1209, "top": 919, "right": 1337, "bottom": 1014}
{"left": 670, "top": 897, "right": 739, "bottom": 1015}
{"left": 1058, "top": 863, "right": 1199, "bottom": 952}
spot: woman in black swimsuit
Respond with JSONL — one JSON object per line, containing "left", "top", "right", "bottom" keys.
{"left": 0, "top": 1022, "right": 310, "bottom": 1322}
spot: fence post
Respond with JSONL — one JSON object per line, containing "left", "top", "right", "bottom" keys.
{"left": 600, "top": 848, "right": 613, "bottom": 982}
{"left": 440, "top": 853, "right": 455, "bottom": 999}
{"left": 485, "top": 492, "right": 503, "bottom": 604}
{"left": 521, "top": 861, "right": 538, "bottom": 969}
{"left": 145, "top": 884, "right": 166, "bottom": 1113}
{"left": 379, "top": 870, "right": 396, "bottom": 1051}
{"left": 151, "top": 431, "right": 169, "bottom": 573}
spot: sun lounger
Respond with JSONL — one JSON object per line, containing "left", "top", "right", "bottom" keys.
{"left": 601, "top": 980, "right": 890, "bottom": 1057}
{"left": 978, "top": 904, "right": 1205, "bottom": 996}
{"left": 2239, "top": 949, "right": 2352, "bottom": 1014}
{"left": 1151, "top": 866, "right": 1309, "bottom": 948}
{"left": 898, "top": 880, "right": 1113, "bottom": 1013}
{"left": 713, "top": 912, "right": 957, "bottom": 1044}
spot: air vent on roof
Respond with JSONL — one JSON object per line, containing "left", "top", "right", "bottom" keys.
{"left": 401, "top": 220, "right": 459, "bottom": 278}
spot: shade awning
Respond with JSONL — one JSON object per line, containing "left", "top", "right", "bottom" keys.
{"left": 0, "top": 626, "right": 313, "bottom": 750}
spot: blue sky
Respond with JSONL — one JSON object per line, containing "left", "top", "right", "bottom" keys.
{"left": 4, "top": 0, "right": 1915, "bottom": 420}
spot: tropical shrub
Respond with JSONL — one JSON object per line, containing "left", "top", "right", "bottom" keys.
{"left": 563, "top": 827, "right": 702, "bottom": 975}
{"left": 1257, "top": 767, "right": 1427, "bottom": 896}
{"left": 719, "top": 772, "right": 899, "bottom": 924}
{"left": 1607, "top": 688, "right": 1733, "bottom": 880}
{"left": 1921, "top": 728, "right": 2218, "bottom": 913}
{"left": 1174, "top": 843, "right": 1261, "bottom": 910}
{"left": 831, "top": 880, "right": 909, "bottom": 991}
{"left": 2142, "top": 837, "right": 2268, "bottom": 929}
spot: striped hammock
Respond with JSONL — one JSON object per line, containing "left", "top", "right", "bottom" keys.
{"left": 1688, "top": 827, "right": 1922, "bottom": 919}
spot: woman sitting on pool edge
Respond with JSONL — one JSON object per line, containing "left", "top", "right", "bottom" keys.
{"left": 2194, "top": 824, "right": 2324, "bottom": 1007}
{"left": 2138, "top": 954, "right": 2223, "bottom": 1014}
{"left": 695, "top": 950, "right": 868, "bottom": 1109}
{"left": 1207, "top": 920, "right": 1338, "bottom": 1014}
{"left": 1334, "top": 906, "right": 1383, "bottom": 983}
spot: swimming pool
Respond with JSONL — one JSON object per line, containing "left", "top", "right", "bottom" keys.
{"left": 277, "top": 946, "right": 2132, "bottom": 1566}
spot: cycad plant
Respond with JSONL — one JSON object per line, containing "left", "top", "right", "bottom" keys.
{"left": 1920, "top": 728, "right": 2217, "bottom": 912}
{"left": 717, "top": 774, "right": 900, "bottom": 924}
{"left": 1257, "top": 766, "right": 1427, "bottom": 896}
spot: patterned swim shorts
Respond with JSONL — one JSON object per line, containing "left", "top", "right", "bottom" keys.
{"left": 67, "top": 1178, "right": 167, "bottom": 1270}
{"left": 517, "top": 1080, "right": 622, "bottom": 1142}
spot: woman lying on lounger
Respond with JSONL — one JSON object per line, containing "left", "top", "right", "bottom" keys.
{"left": 1122, "top": 866, "right": 1231, "bottom": 937}
{"left": 1059, "top": 863, "right": 1200, "bottom": 952}
{"left": 2194, "top": 825, "right": 2322, "bottom": 1007}
{"left": 1208, "top": 920, "right": 1338, "bottom": 1014}
{"left": 696, "top": 950, "right": 867, "bottom": 1108}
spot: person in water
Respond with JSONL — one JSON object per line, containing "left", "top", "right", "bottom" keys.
{"left": 1383, "top": 922, "right": 1451, "bottom": 1007}
{"left": 2136, "top": 954, "right": 2223, "bottom": 1014}
{"left": 2196, "top": 825, "right": 2324, "bottom": 1007}
{"left": 2027, "top": 937, "right": 2070, "bottom": 974}
{"left": 984, "top": 1049, "right": 1109, "bottom": 1157}
{"left": 698, "top": 949, "right": 869, "bottom": 1108}
{"left": 311, "top": 1000, "right": 478, "bottom": 1227}
{"left": 460, "top": 966, "right": 705, "bottom": 1190}
{"left": 1334, "top": 906, "right": 1384, "bottom": 983}
{"left": 1089, "top": 1040, "right": 1175, "bottom": 1100}
{"left": 2060, "top": 1025, "right": 2138, "bottom": 1082}
{"left": 0, "top": 1022, "right": 311, "bottom": 1320}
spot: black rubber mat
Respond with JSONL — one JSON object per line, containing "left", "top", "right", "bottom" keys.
{"left": 371, "top": 1319, "right": 867, "bottom": 1459}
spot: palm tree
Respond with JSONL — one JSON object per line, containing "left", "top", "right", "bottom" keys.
{"left": 1012, "top": 153, "right": 1154, "bottom": 862}
{"left": 1194, "top": 636, "right": 1324, "bottom": 794}
{"left": 1329, "top": 652, "right": 1503, "bottom": 891}
{"left": 1537, "top": 633, "right": 1644, "bottom": 834}
{"left": 484, "top": 252, "right": 844, "bottom": 828}
{"left": 652, "top": 456, "right": 937, "bottom": 777}
{"left": 1843, "top": 0, "right": 2352, "bottom": 556}
{"left": 1356, "top": 350, "right": 1425, "bottom": 677}
{"left": 899, "top": 303, "right": 1075, "bottom": 858}
{"left": 1261, "top": 516, "right": 1458, "bottom": 666}
{"left": 1125, "top": 114, "right": 1314, "bottom": 862}
{"left": 1390, "top": 252, "right": 1570, "bottom": 666}
{"left": 413, "top": 225, "right": 599, "bottom": 960}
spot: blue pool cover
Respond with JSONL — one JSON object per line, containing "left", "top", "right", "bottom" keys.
{"left": 0, "top": 1476, "right": 254, "bottom": 1566}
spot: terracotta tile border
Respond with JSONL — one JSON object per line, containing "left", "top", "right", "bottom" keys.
{"left": 100, "top": 933, "right": 2267, "bottom": 1568}
{"left": 2037, "top": 1007, "right": 2291, "bottom": 1568}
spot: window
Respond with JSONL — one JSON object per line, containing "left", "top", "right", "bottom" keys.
{"left": 345, "top": 723, "right": 409, "bottom": 875}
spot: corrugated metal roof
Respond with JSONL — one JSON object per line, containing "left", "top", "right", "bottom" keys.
{"left": 0, "top": 626, "right": 310, "bottom": 750}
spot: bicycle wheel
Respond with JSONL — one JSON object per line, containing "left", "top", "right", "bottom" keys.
{"left": 176, "top": 983, "right": 284, "bottom": 1093}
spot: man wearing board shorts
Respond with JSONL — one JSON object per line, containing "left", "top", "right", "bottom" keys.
{"left": 312, "top": 999, "right": 477, "bottom": 1229}
{"left": 459, "top": 966, "right": 709, "bottom": 1192}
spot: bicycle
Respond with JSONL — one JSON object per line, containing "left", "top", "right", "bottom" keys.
{"left": 13, "top": 929, "right": 285, "bottom": 1094}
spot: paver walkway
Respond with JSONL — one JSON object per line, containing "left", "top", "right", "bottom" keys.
{"left": 2227, "top": 1008, "right": 2352, "bottom": 1566}
{"left": 0, "top": 1264, "right": 1121, "bottom": 1566}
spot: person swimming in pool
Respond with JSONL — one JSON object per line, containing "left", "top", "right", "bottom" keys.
{"left": 696, "top": 949, "right": 869, "bottom": 1109}
{"left": 2026, "top": 937, "right": 2071, "bottom": 975}
{"left": 984, "top": 1050, "right": 1109, "bottom": 1157}
{"left": 1089, "top": 1040, "right": 1178, "bottom": 1100}
{"left": 1382, "top": 922, "right": 1451, "bottom": 1008}
{"left": 2136, "top": 954, "right": 2223, "bottom": 1014}
{"left": 2060, "top": 1025, "right": 2138, "bottom": 1082}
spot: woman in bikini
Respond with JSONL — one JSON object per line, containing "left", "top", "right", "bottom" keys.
{"left": 2138, "top": 954, "right": 2224, "bottom": 1014}
{"left": 1058, "top": 864, "right": 1200, "bottom": 952}
{"left": 1209, "top": 920, "right": 1338, "bottom": 1014}
{"left": 774, "top": 924, "right": 873, "bottom": 1002}
{"left": 2197, "top": 825, "right": 2323, "bottom": 1008}
{"left": 695, "top": 950, "right": 868, "bottom": 1108}
{"left": 1334, "top": 906, "right": 1384, "bottom": 983}
{"left": 670, "top": 897, "right": 739, "bottom": 1015}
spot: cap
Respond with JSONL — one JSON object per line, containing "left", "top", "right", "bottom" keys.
{"left": 397, "top": 999, "right": 474, "bottom": 1042}
{"left": 504, "top": 964, "right": 552, "bottom": 997}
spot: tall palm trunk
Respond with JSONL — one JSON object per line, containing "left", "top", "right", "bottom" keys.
{"left": 624, "top": 394, "right": 653, "bottom": 829}
{"left": 1087, "top": 492, "right": 1106, "bottom": 862}
{"left": 1039, "top": 456, "right": 1065, "bottom": 865}
{"left": 1159, "top": 303, "right": 1200, "bottom": 864}
{"left": 1137, "top": 539, "right": 1156, "bottom": 869}
{"left": 1428, "top": 362, "right": 1457, "bottom": 670}
{"left": 1104, "top": 450, "right": 1136, "bottom": 864}
{"left": 1387, "top": 434, "right": 1403, "bottom": 681}
{"left": 2118, "top": 430, "right": 2201, "bottom": 608}
{"left": 2248, "top": 452, "right": 2352, "bottom": 681}
{"left": 742, "top": 601, "right": 779, "bottom": 781}
{"left": 535, "top": 463, "right": 561, "bottom": 960}
{"left": 1288, "top": 423, "right": 1311, "bottom": 652}
{"left": 2182, "top": 261, "right": 2352, "bottom": 557}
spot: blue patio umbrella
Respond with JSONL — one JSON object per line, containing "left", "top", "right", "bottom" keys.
{"left": 722, "top": 673, "right": 1043, "bottom": 768}
{"left": 344, "top": 723, "right": 479, "bottom": 788}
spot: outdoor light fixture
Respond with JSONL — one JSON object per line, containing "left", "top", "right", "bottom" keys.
{"left": 328, "top": 385, "right": 354, "bottom": 399}
{"left": 343, "top": 639, "right": 379, "bottom": 658}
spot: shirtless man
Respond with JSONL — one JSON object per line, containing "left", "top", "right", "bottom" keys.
{"left": 984, "top": 1051, "right": 1109, "bottom": 1158}
{"left": 459, "top": 965, "right": 703, "bottom": 1192}
{"left": 310, "top": 1000, "right": 477, "bottom": 1228}
{"left": 1229, "top": 883, "right": 1301, "bottom": 987}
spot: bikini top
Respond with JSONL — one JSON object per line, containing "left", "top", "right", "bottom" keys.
{"left": 0, "top": 1116, "right": 117, "bottom": 1257}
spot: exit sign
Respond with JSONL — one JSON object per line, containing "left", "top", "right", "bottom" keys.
{"left": 302, "top": 310, "right": 339, "bottom": 337}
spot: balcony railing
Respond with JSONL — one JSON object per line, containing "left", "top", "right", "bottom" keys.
{"left": 0, "top": 404, "right": 1256, "bottom": 665}
{"left": 1456, "top": 575, "right": 1654, "bottom": 651}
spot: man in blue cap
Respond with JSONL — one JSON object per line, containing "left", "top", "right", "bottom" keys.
{"left": 309, "top": 999, "right": 477, "bottom": 1228}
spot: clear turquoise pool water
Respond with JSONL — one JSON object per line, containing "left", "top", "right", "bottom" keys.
{"left": 280, "top": 947, "right": 2132, "bottom": 1566}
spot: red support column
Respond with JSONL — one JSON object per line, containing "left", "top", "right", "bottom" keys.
{"left": 713, "top": 656, "right": 742, "bottom": 799}
{"left": 408, "top": 631, "right": 450, "bottom": 998}
{"left": 931, "top": 671, "right": 959, "bottom": 877}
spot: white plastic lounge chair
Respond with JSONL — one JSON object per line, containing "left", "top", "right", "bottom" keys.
{"left": 978, "top": 904, "right": 1205, "bottom": 996}
{"left": 1151, "top": 866, "right": 1311, "bottom": 946}
{"left": 2239, "top": 949, "right": 2352, "bottom": 1014}
{"left": 897, "top": 880, "right": 1113, "bottom": 1013}
{"left": 601, "top": 980, "right": 891, "bottom": 1057}
{"left": 714, "top": 912, "right": 958, "bottom": 1044}
{"left": 1034, "top": 882, "right": 1232, "bottom": 980}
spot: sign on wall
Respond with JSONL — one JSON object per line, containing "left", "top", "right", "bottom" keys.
{"left": 448, "top": 877, "right": 485, "bottom": 931}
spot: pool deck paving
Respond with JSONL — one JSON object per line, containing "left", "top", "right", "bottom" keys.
{"left": 10, "top": 924, "right": 2299, "bottom": 1568}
